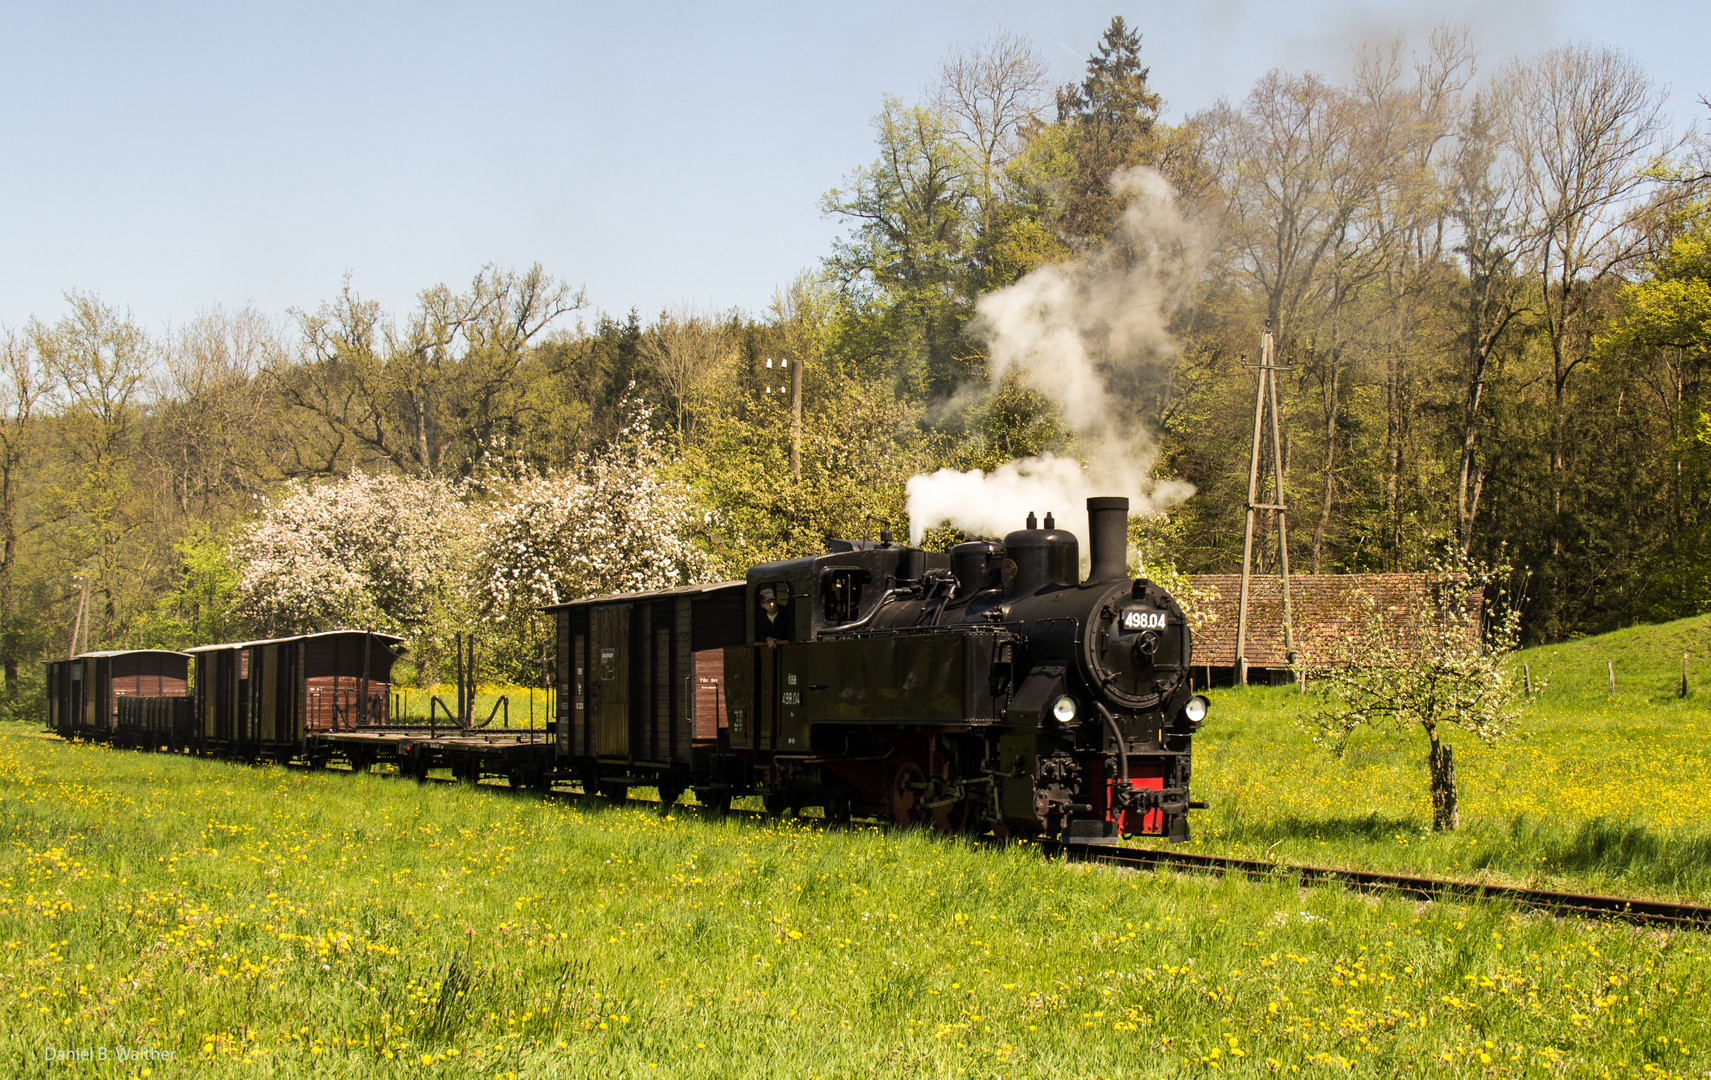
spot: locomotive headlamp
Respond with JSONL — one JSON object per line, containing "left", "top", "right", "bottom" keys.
{"left": 1184, "top": 695, "right": 1210, "bottom": 724}
{"left": 1051, "top": 695, "right": 1078, "bottom": 723}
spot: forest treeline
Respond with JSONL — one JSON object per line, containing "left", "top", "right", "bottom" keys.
{"left": 2, "top": 18, "right": 1708, "bottom": 695}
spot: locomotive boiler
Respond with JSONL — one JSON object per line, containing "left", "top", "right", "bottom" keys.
{"left": 712, "top": 495, "right": 1208, "bottom": 842}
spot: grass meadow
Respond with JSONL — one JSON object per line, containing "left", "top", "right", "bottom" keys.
{"left": 1188, "top": 614, "right": 1711, "bottom": 904}
{"left": 2, "top": 617, "right": 1709, "bottom": 1078}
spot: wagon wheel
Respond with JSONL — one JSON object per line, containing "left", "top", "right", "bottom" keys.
{"left": 889, "top": 761, "right": 928, "bottom": 827}
{"left": 823, "top": 793, "right": 853, "bottom": 827}
{"left": 657, "top": 782, "right": 686, "bottom": 814}
{"left": 599, "top": 782, "right": 629, "bottom": 804}
{"left": 762, "top": 790, "right": 790, "bottom": 818}
{"left": 693, "top": 786, "right": 732, "bottom": 815}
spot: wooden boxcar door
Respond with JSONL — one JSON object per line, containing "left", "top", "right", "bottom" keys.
{"left": 653, "top": 608, "right": 673, "bottom": 763}
{"left": 633, "top": 603, "right": 651, "bottom": 763}
{"left": 564, "top": 611, "right": 587, "bottom": 760}
{"left": 591, "top": 605, "right": 630, "bottom": 759}
{"left": 94, "top": 657, "right": 113, "bottom": 734}
{"left": 69, "top": 663, "right": 84, "bottom": 735}
{"left": 238, "top": 649, "right": 254, "bottom": 749}
{"left": 255, "top": 645, "right": 277, "bottom": 744}
{"left": 290, "top": 643, "right": 307, "bottom": 742}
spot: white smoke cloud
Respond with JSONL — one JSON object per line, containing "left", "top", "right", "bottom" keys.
{"left": 907, "top": 166, "right": 1204, "bottom": 542}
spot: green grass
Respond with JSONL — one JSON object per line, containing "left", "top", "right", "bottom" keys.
{"left": 1183, "top": 614, "right": 1711, "bottom": 903}
{"left": 2, "top": 615, "right": 1710, "bottom": 1077}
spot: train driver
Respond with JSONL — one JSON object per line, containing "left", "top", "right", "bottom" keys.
{"left": 758, "top": 586, "right": 792, "bottom": 643}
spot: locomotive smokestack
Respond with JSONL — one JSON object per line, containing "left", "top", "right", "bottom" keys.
{"left": 1025, "top": 511, "right": 1038, "bottom": 530}
{"left": 1086, "top": 496, "right": 1130, "bottom": 583}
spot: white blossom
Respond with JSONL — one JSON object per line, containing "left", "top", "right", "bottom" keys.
{"left": 233, "top": 472, "right": 465, "bottom": 635}
{"left": 473, "top": 404, "right": 719, "bottom": 621}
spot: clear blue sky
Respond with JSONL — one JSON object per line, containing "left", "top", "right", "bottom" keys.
{"left": 1, "top": 0, "right": 1705, "bottom": 335}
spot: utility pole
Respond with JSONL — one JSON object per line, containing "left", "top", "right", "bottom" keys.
{"left": 68, "top": 575, "right": 89, "bottom": 656}
{"left": 1234, "top": 323, "right": 1295, "bottom": 686}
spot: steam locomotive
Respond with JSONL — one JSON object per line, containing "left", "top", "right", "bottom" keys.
{"left": 47, "top": 496, "right": 1208, "bottom": 844}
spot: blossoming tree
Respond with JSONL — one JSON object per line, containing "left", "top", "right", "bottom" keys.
{"left": 1296, "top": 554, "right": 1528, "bottom": 831}
{"left": 474, "top": 406, "right": 720, "bottom": 623}
{"left": 232, "top": 471, "right": 465, "bottom": 638}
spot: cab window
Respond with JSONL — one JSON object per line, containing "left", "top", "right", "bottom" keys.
{"left": 821, "top": 569, "right": 869, "bottom": 624}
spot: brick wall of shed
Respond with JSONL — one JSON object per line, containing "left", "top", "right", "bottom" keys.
{"left": 1182, "top": 574, "right": 1445, "bottom": 668}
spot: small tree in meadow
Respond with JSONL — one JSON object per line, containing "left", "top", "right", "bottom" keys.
{"left": 1295, "top": 554, "right": 1527, "bottom": 831}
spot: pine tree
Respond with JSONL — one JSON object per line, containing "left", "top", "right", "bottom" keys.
{"left": 1054, "top": 16, "right": 1164, "bottom": 241}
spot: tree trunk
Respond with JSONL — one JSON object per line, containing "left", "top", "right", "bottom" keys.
{"left": 1428, "top": 739, "right": 1459, "bottom": 831}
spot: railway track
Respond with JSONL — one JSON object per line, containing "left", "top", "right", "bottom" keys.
{"left": 1042, "top": 841, "right": 1711, "bottom": 931}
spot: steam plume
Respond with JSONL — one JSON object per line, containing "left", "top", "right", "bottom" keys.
{"left": 907, "top": 167, "right": 1202, "bottom": 542}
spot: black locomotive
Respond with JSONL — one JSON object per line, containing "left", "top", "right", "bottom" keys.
{"left": 47, "top": 496, "right": 1207, "bottom": 843}
{"left": 553, "top": 495, "right": 1207, "bottom": 842}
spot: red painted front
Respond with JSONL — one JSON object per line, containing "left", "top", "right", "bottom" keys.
{"left": 1109, "top": 760, "right": 1167, "bottom": 836}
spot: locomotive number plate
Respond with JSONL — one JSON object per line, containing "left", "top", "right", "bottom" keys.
{"left": 1123, "top": 609, "right": 1167, "bottom": 630}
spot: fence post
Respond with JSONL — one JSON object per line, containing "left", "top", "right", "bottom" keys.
{"left": 1607, "top": 660, "right": 1616, "bottom": 696}
{"left": 1681, "top": 652, "right": 1690, "bottom": 699}
{"left": 1523, "top": 662, "right": 1532, "bottom": 695}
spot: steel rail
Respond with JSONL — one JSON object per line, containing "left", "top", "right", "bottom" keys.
{"left": 1040, "top": 841, "right": 1711, "bottom": 931}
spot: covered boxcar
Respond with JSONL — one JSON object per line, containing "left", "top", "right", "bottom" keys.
{"left": 187, "top": 630, "right": 403, "bottom": 760}
{"left": 547, "top": 582, "right": 746, "bottom": 807}
{"left": 43, "top": 650, "right": 190, "bottom": 741}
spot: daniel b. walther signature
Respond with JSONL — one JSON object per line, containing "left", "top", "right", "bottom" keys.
{"left": 43, "top": 1045, "right": 177, "bottom": 1064}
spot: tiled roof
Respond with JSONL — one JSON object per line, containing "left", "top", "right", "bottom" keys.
{"left": 1181, "top": 573, "right": 1465, "bottom": 667}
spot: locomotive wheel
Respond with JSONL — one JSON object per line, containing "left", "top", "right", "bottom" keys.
{"left": 599, "top": 782, "right": 628, "bottom": 804}
{"left": 657, "top": 782, "right": 686, "bottom": 814}
{"left": 889, "top": 761, "right": 927, "bottom": 827}
{"left": 931, "top": 798, "right": 973, "bottom": 836}
{"left": 762, "top": 791, "right": 789, "bottom": 818}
